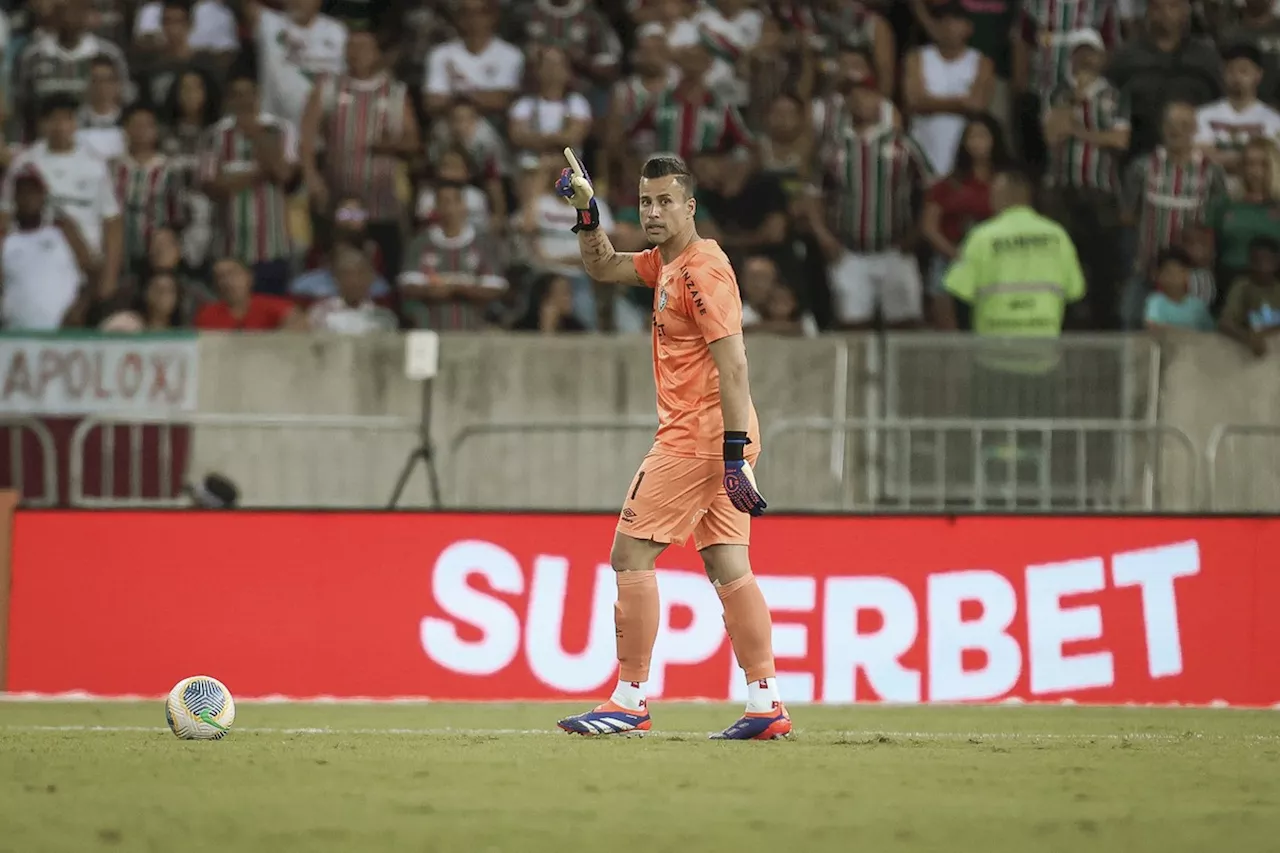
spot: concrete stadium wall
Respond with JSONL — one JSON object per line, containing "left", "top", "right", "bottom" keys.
{"left": 185, "top": 332, "right": 1278, "bottom": 511}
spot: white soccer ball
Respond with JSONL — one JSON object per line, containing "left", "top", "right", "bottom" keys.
{"left": 165, "top": 676, "right": 236, "bottom": 740}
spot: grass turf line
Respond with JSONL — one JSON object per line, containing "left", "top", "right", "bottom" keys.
{"left": 1, "top": 702, "right": 1277, "bottom": 853}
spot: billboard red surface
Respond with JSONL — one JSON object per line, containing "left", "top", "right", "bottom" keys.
{"left": 7, "top": 512, "right": 1280, "bottom": 705}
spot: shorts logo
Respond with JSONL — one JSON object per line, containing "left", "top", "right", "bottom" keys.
{"left": 657, "top": 288, "right": 668, "bottom": 312}
{"left": 621, "top": 508, "right": 637, "bottom": 523}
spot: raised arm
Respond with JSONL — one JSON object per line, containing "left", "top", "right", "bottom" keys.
{"left": 557, "top": 147, "right": 646, "bottom": 284}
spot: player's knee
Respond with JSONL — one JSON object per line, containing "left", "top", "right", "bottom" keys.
{"left": 700, "top": 544, "right": 751, "bottom": 586}
{"left": 610, "top": 535, "right": 660, "bottom": 573}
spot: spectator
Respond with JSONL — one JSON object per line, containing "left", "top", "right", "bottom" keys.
{"left": 911, "top": 0, "right": 1018, "bottom": 136}
{"left": 1180, "top": 224, "right": 1218, "bottom": 310}
{"left": 1012, "top": 0, "right": 1119, "bottom": 172}
{"left": 430, "top": 98, "right": 509, "bottom": 230}
{"left": 1219, "top": 235, "right": 1280, "bottom": 356}
{"left": 741, "top": 12, "right": 812, "bottom": 134}
{"left": 598, "top": 22, "right": 676, "bottom": 198}
{"left": 1042, "top": 28, "right": 1131, "bottom": 330}
{"left": 101, "top": 271, "right": 188, "bottom": 331}
{"left": 944, "top": 164, "right": 1085, "bottom": 341}
{"left": 161, "top": 67, "right": 220, "bottom": 270}
{"left": 524, "top": 158, "right": 614, "bottom": 328}
{"left": 300, "top": 28, "right": 419, "bottom": 278}
{"left": 904, "top": 2, "right": 994, "bottom": 177}
{"left": 0, "top": 168, "right": 98, "bottom": 330}
{"left": 423, "top": 0, "right": 524, "bottom": 119}
{"left": 626, "top": 22, "right": 753, "bottom": 162}
{"left": 508, "top": 46, "right": 592, "bottom": 166}
{"left": 797, "top": 0, "right": 896, "bottom": 100}
{"left": 134, "top": 0, "right": 240, "bottom": 57}
{"left": 197, "top": 66, "right": 300, "bottom": 295}
{"left": 1120, "top": 100, "right": 1228, "bottom": 328}
{"left": 1217, "top": 0, "right": 1280, "bottom": 105}
{"left": 812, "top": 45, "right": 898, "bottom": 156}
{"left": 398, "top": 182, "right": 508, "bottom": 330}
{"left": 1, "top": 95, "right": 123, "bottom": 301}
{"left": 1144, "top": 247, "right": 1214, "bottom": 331}
{"left": 305, "top": 245, "right": 398, "bottom": 333}
{"left": 923, "top": 113, "right": 1007, "bottom": 329}
{"left": 134, "top": 0, "right": 225, "bottom": 111}
{"left": 195, "top": 256, "right": 303, "bottom": 330}
{"left": 1211, "top": 137, "right": 1280, "bottom": 308}
{"left": 758, "top": 92, "right": 814, "bottom": 199}
{"left": 1106, "top": 0, "right": 1222, "bottom": 158}
{"left": 805, "top": 68, "right": 933, "bottom": 330}
{"left": 416, "top": 147, "right": 492, "bottom": 233}
{"left": 693, "top": 149, "right": 789, "bottom": 263}
{"left": 248, "top": 0, "right": 348, "bottom": 130}
{"left": 509, "top": 0, "right": 622, "bottom": 97}
{"left": 688, "top": 0, "right": 764, "bottom": 108}
{"left": 143, "top": 226, "right": 212, "bottom": 306}
{"left": 740, "top": 253, "right": 816, "bottom": 336}
{"left": 77, "top": 55, "right": 126, "bottom": 162}
{"left": 114, "top": 103, "right": 184, "bottom": 275}
{"left": 392, "top": 1, "right": 455, "bottom": 88}
{"left": 515, "top": 273, "right": 588, "bottom": 333}
{"left": 292, "top": 199, "right": 392, "bottom": 301}
{"left": 14, "top": 0, "right": 131, "bottom": 141}
{"left": 1195, "top": 42, "right": 1280, "bottom": 186}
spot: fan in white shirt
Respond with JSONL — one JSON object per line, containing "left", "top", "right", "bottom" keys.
{"left": 508, "top": 46, "right": 592, "bottom": 165}
{"left": 307, "top": 246, "right": 398, "bottom": 334}
{"left": 1196, "top": 43, "right": 1280, "bottom": 176}
{"left": 0, "top": 95, "right": 123, "bottom": 297}
{"left": 248, "top": 0, "right": 348, "bottom": 129}
{"left": 75, "top": 56, "right": 126, "bottom": 163}
{"left": 424, "top": 0, "right": 524, "bottom": 117}
{"left": 692, "top": 0, "right": 763, "bottom": 106}
{"left": 0, "top": 168, "right": 95, "bottom": 330}
{"left": 134, "top": 0, "right": 240, "bottom": 53}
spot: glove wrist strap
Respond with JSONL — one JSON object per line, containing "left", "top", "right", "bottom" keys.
{"left": 571, "top": 198, "right": 600, "bottom": 233}
{"left": 724, "top": 431, "right": 749, "bottom": 462}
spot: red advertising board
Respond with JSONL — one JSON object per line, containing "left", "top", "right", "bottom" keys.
{"left": 6, "top": 512, "right": 1280, "bottom": 706}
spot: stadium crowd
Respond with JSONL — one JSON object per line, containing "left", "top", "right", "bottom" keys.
{"left": 0, "top": 0, "right": 1279, "bottom": 353}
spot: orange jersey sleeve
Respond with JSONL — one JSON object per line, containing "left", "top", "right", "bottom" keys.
{"left": 633, "top": 247, "right": 663, "bottom": 287}
{"left": 681, "top": 250, "right": 743, "bottom": 344}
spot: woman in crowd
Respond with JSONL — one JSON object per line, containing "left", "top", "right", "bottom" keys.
{"left": 161, "top": 67, "right": 221, "bottom": 271}
{"left": 1210, "top": 136, "right": 1280, "bottom": 314}
{"left": 921, "top": 112, "right": 1009, "bottom": 328}
{"left": 100, "top": 272, "right": 186, "bottom": 331}
{"left": 516, "top": 273, "right": 587, "bottom": 334}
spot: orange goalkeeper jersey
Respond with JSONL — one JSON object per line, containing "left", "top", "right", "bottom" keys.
{"left": 632, "top": 239, "right": 761, "bottom": 460}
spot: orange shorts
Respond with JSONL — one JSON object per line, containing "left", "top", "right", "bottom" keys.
{"left": 615, "top": 449, "right": 757, "bottom": 550}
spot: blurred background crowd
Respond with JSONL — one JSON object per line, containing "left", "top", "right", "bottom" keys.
{"left": 1, "top": 0, "right": 1280, "bottom": 353}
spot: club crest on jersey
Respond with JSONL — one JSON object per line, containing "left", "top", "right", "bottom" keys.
{"left": 657, "top": 288, "right": 669, "bottom": 312}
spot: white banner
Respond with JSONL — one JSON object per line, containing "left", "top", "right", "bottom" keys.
{"left": 0, "top": 334, "right": 199, "bottom": 415}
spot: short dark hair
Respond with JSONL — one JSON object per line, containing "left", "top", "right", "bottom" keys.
{"left": 933, "top": 1, "right": 968, "bottom": 20}
{"left": 1249, "top": 235, "right": 1280, "bottom": 255}
{"left": 162, "top": 0, "right": 193, "bottom": 15}
{"left": 40, "top": 94, "right": 81, "bottom": 118}
{"left": 1222, "top": 41, "right": 1263, "bottom": 68}
{"left": 120, "top": 102, "right": 155, "bottom": 126}
{"left": 225, "top": 57, "right": 258, "bottom": 89}
{"left": 1155, "top": 247, "right": 1193, "bottom": 270}
{"left": 640, "top": 154, "right": 696, "bottom": 198}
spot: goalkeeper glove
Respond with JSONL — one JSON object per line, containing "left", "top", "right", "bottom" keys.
{"left": 555, "top": 147, "right": 600, "bottom": 232}
{"left": 723, "top": 431, "right": 767, "bottom": 517}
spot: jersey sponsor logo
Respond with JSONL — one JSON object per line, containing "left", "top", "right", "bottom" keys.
{"left": 657, "top": 287, "right": 669, "bottom": 312}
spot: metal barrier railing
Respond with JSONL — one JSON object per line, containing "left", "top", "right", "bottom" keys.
{"left": 1206, "top": 424, "right": 1280, "bottom": 512}
{"left": 448, "top": 418, "right": 659, "bottom": 510}
{"left": 759, "top": 417, "right": 1199, "bottom": 512}
{"left": 0, "top": 417, "right": 58, "bottom": 507}
{"left": 69, "top": 413, "right": 420, "bottom": 508}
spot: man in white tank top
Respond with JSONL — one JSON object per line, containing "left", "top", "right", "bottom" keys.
{"left": 904, "top": 2, "right": 994, "bottom": 175}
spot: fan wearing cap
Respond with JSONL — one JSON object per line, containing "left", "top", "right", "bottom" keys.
{"left": 1194, "top": 42, "right": 1280, "bottom": 179}
{"left": 904, "top": 1, "right": 994, "bottom": 176}
{"left": 1041, "top": 28, "right": 1130, "bottom": 329}
{"left": 805, "top": 64, "right": 934, "bottom": 329}
{"left": 1, "top": 166, "right": 100, "bottom": 330}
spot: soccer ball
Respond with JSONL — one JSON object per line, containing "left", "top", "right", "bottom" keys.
{"left": 165, "top": 676, "right": 236, "bottom": 740}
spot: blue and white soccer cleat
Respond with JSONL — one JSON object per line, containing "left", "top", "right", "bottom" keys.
{"left": 557, "top": 701, "right": 652, "bottom": 736}
{"left": 709, "top": 703, "right": 792, "bottom": 740}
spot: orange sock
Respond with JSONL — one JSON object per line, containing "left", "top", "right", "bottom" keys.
{"left": 615, "top": 570, "right": 659, "bottom": 683}
{"left": 717, "top": 574, "right": 776, "bottom": 682}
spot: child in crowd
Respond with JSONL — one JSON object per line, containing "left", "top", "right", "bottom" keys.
{"left": 1144, "top": 247, "right": 1215, "bottom": 331}
{"left": 1180, "top": 224, "right": 1218, "bottom": 309}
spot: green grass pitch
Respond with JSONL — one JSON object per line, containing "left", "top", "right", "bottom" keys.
{"left": 1, "top": 701, "right": 1278, "bottom": 852}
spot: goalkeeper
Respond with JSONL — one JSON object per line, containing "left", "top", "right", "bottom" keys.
{"left": 553, "top": 148, "right": 790, "bottom": 741}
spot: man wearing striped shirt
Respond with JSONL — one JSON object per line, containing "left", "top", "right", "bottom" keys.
{"left": 197, "top": 66, "right": 300, "bottom": 295}
{"left": 806, "top": 69, "right": 933, "bottom": 329}
{"left": 398, "top": 182, "right": 508, "bottom": 330}
{"left": 1042, "top": 29, "right": 1130, "bottom": 329}
{"left": 300, "top": 28, "right": 420, "bottom": 284}
{"left": 115, "top": 103, "right": 184, "bottom": 275}
{"left": 15, "top": 0, "right": 131, "bottom": 142}
{"left": 1119, "top": 99, "right": 1227, "bottom": 328}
